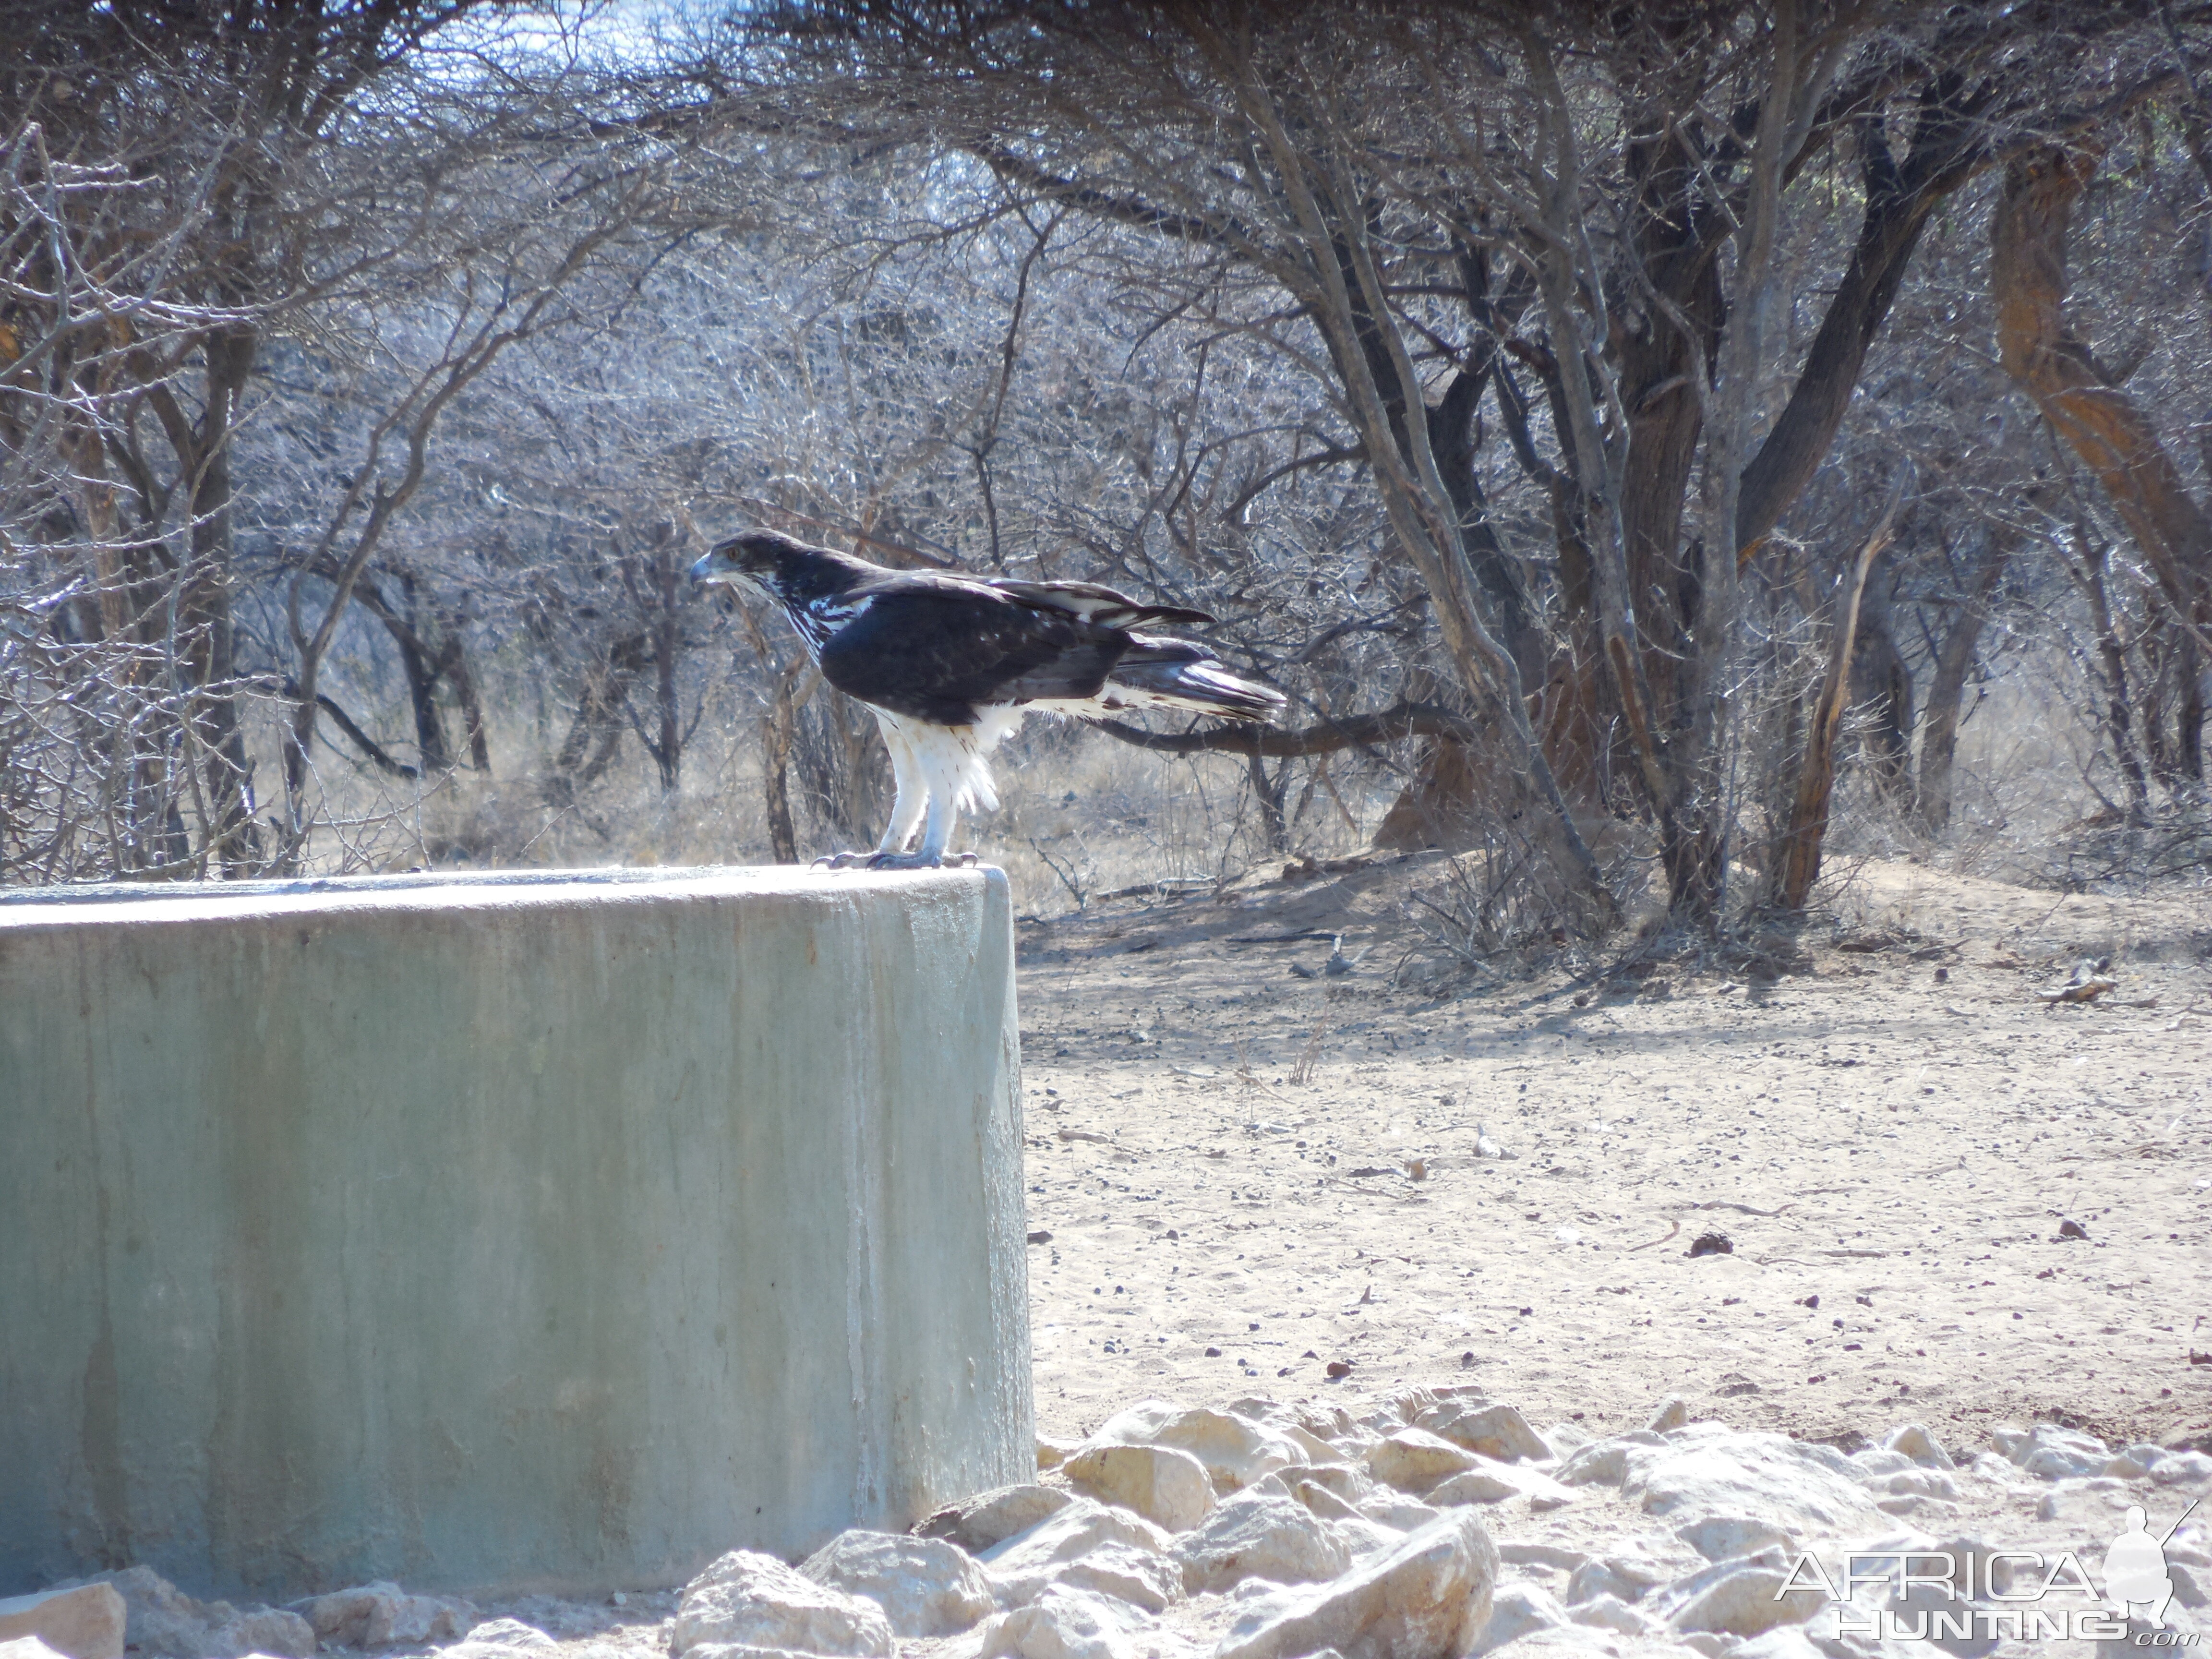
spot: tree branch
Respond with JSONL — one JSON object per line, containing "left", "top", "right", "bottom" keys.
{"left": 1092, "top": 701, "right": 1476, "bottom": 758}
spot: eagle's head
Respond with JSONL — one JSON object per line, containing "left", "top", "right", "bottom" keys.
{"left": 691, "top": 529, "right": 809, "bottom": 601}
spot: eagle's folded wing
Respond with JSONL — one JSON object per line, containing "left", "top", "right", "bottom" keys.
{"left": 817, "top": 588, "right": 1123, "bottom": 724}
{"left": 985, "top": 577, "right": 1216, "bottom": 632}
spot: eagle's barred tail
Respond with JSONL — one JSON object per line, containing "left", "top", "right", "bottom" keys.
{"left": 1100, "top": 653, "right": 1287, "bottom": 724}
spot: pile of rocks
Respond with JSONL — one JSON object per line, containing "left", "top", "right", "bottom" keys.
{"left": 4, "top": 1392, "right": 2205, "bottom": 1659}
{"left": 657, "top": 1388, "right": 2209, "bottom": 1659}
{"left": 0, "top": 1575, "right": 474, "bottom": 1659}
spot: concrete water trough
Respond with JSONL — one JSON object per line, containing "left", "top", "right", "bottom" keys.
{"left": 0, "top": 866, "right": 1032, "bottom": 1600}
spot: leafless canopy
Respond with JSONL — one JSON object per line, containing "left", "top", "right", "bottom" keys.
{"left": 6, "top": 0, "right": 2211, "bottom": 918}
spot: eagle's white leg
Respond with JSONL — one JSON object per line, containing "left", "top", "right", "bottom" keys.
{"left": 846, "top": 709, "right": 1020, "bottom": 869}
{"left": 874, "top": 714, "right": 926, "bottom": 854}
{"left": 915, "top": 778, "right": 960, "bottom": 865}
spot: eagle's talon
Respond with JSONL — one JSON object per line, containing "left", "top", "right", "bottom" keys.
{"left": 863, "top": 850, "right": 942, "bottom": 870}
{"left": 813, "top": 851, "right": 868, "bottom": 870}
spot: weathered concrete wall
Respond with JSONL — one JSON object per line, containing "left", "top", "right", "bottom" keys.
{"left": 0, "top": 867, "right": 1030, "bottom": 1601}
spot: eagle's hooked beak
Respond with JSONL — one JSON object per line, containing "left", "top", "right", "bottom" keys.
{"left": 690, "top": 545, "right": 740, "bottom": 586}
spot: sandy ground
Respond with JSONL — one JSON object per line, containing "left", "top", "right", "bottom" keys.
{"left": 1009, "top": 854, "right": 2212, "bottom": 1457}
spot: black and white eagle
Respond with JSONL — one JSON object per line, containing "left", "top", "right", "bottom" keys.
{"left": 692, "top": 529, "right": 1286, "bottom": 867}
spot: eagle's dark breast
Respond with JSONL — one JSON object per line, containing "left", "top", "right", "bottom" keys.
{"left": 817, "top": 577, "right": 1125, "bottom": 726}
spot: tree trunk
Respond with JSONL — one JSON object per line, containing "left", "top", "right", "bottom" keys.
{"left": 397, "top": 575, "right": 454, "bottom": 772}
{"left": 1737, "top": 84, "right": 1989, "bottom": 553}
{"left": 442, "top": 631, "right": 492, "bottom": 772}
{"left": 548, "top": 635, "right": 649, "bottom": 801}
{"left": 180, "top": 326, "right": 262, "bottom": 873}
{"left": 2180, "top": 632, "right": 2206, "bottom": 783}
{"left": 760, "top": 665, "right": 804, "bottom": 864}
{"left": 1849, "top": 553, "right": 1914, "bottom": 803}
{"left": 1993, "top": 145, "right": 2212, "bottom": 633}
{"left": 1247, "top": 750, "right": 1289, "bottom": 853}
{"left": 1770, "top": 484, "right": 1902, "bottom": 910}
{"left": 1915, "top": 535, "right": 2009, "bottom": 834}
{"left": 2142, "top": 617, "right": 2206, "bottom": 788}
{"left": 1371, "top": 737, "right": 1478, "bottom": 853}
{"left": 653, "top": 553, "right": 683, "bottom": 795}
{"left": 1216, "top": 54, "right": 1613, "bottom": 921}
{"left": 2073, "top": 537, "right": 2152, "bottom": 821}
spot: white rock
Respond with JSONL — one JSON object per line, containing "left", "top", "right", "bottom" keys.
{"left": 1647, "top": 1398, "right": 1692, "bottom": 1435}
{"left": 1986, "top": 1423, "right": 2029, "bottom": 1457}
{"left": 1730, "top": 1628, "right": 1832, "bottom": 1659}
{"left": 1368, "top": 1429, "right": 1479, "bottom": 1494}
{"left": 1564, "top": 1562, "right": 1635, "bottom": 1607}
{"left": 1619, "top": 1426, "right": 1886, "bottom": 1533}
{"left": 800, "top": 1529, "right": 994, "bottom": 1637}
{"left": 1293, "top": 1479, "right": 1364, "bottom": 1523}
{"left": 1175, "top": 1491, "right": 1352, "bottom": 1593}
{"left": 1569, "top": 1593, "right": 1655, "bottom": 1635}
{"left": 437, "top": 1626, "right": 566, "bottom": 1659}
{"left": 1498, "top": 1544, "right": 1592, "bottom": 1574}
{"left": 1278, "top": 1425, "right": 1356, "bottom": 1467}
{"left": 297, "top": 1580, "right": 471, "bottom": 1649}
{"left": 453, "top": 1618, "right": 554, "bottom": 1648}
{"left": 1294, "top": 1402, "right": 1369, "bottom": 1444}
{"left": 1878, "top": 1494, "right": 1960, "bottom": 1520}
{"left": 1037, "top": 1435, "right": 1082, "bottom": 1472}
{"left": 1328, "top": 1516, "right": 1409, "bottom": 1565}
{"left": 1664, "top": 1566, "right": 1822, "bottom": 1638}
{"left": 671, "top": 1550, "right": 893, "bottom": 1658}
{"left": 2171, "top": 1563, "right": 2209, "bottom": 1610}
{"left": 1356, "top": 1495, "right": 1442, "bottom": 1533}
{"left": 976, "top": 1587, "right": 1147, "bottom": 1659}
{"left": 1881, "top": 1469, "right": 1959, "bottom": 1501}
{"left": 2037, "top": 1476, "right": 2135, "bottom": 1525}
{"left": 85, "top": 1568, "right": 314, "bottom": 1659}
{"left": 0, "top": 1639, "right": 72, "bottom": 1659}
{"left": 982, "top": 1500, "right": 1181, "bottom": 1613}
{"left": 1214, "top": 1509, "right": 1498, "bottom": 1659}
{"left": 1297, "top": 1463, "right": 1374, "bottom": 1505}
{"left": 1414, "top": 1402, "right": 1551, "bottom": 1465}
{"left": 1429, "top": 1458, "right": 1576, "bottom": 1512}
{"left": 1377, "top": 1384, "right": 1488, "bottom": 1428}
{"left": 2154, "top": 1451, "right": 2212, "bottom": 1485}
{"left": 1556, "top": 1437, "right": 1647, "bottom": 1488}
{"left": 1541, "top": 1425, "right": 1592, "bottom": 1461}
{"left": 1850, "top": 1449, "right": 1918, "bottom": 1479}
{"left": 1488, "top": 1634, "right": 1699, "bottom": 1659}
{"left": 0, "top": 1586, "right": 126, "bottom": 1659}
{"left": 2008, "top": 1423, "right": 2110, "bottom": 1480}
{"left": 1468, "top": 1583, "right": 1567, "bottom": 1656}
{"left": 1674, "top": 1514, "right": 1797, "bottom": 1564}
{"left": 1843, "top": 1538, "right": 2015, "bottom": 1659}
{"left": 1086, "top": 1401, "right": 1306, "bottom": 1494}
{"left": 1064, "top": 1443, "right": 1216, "bottom": 1533}
{"left": 917, "top": 1484, "right": 1075, "bottom": 1553}
{"left": 1884, "top": 1424, "right": 1956, "bottom": 1470}
{"left": 1230, "top": 1404, "right": 1358, "bottom": 1470}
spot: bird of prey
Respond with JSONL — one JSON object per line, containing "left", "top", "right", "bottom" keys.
{"left": 692, "top": 529, "right": 1286, "bottom": 867}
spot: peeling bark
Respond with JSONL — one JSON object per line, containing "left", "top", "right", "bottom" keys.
{"left": 1770, "top": 482, "right": 1903, "bottom": 911}
{"left": 1993, "top": 145, "right": 2212, "bottom": 627}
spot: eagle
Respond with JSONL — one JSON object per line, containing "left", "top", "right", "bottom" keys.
{"left": 692, "top": 529, "right": 1286, "bottom": 867}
